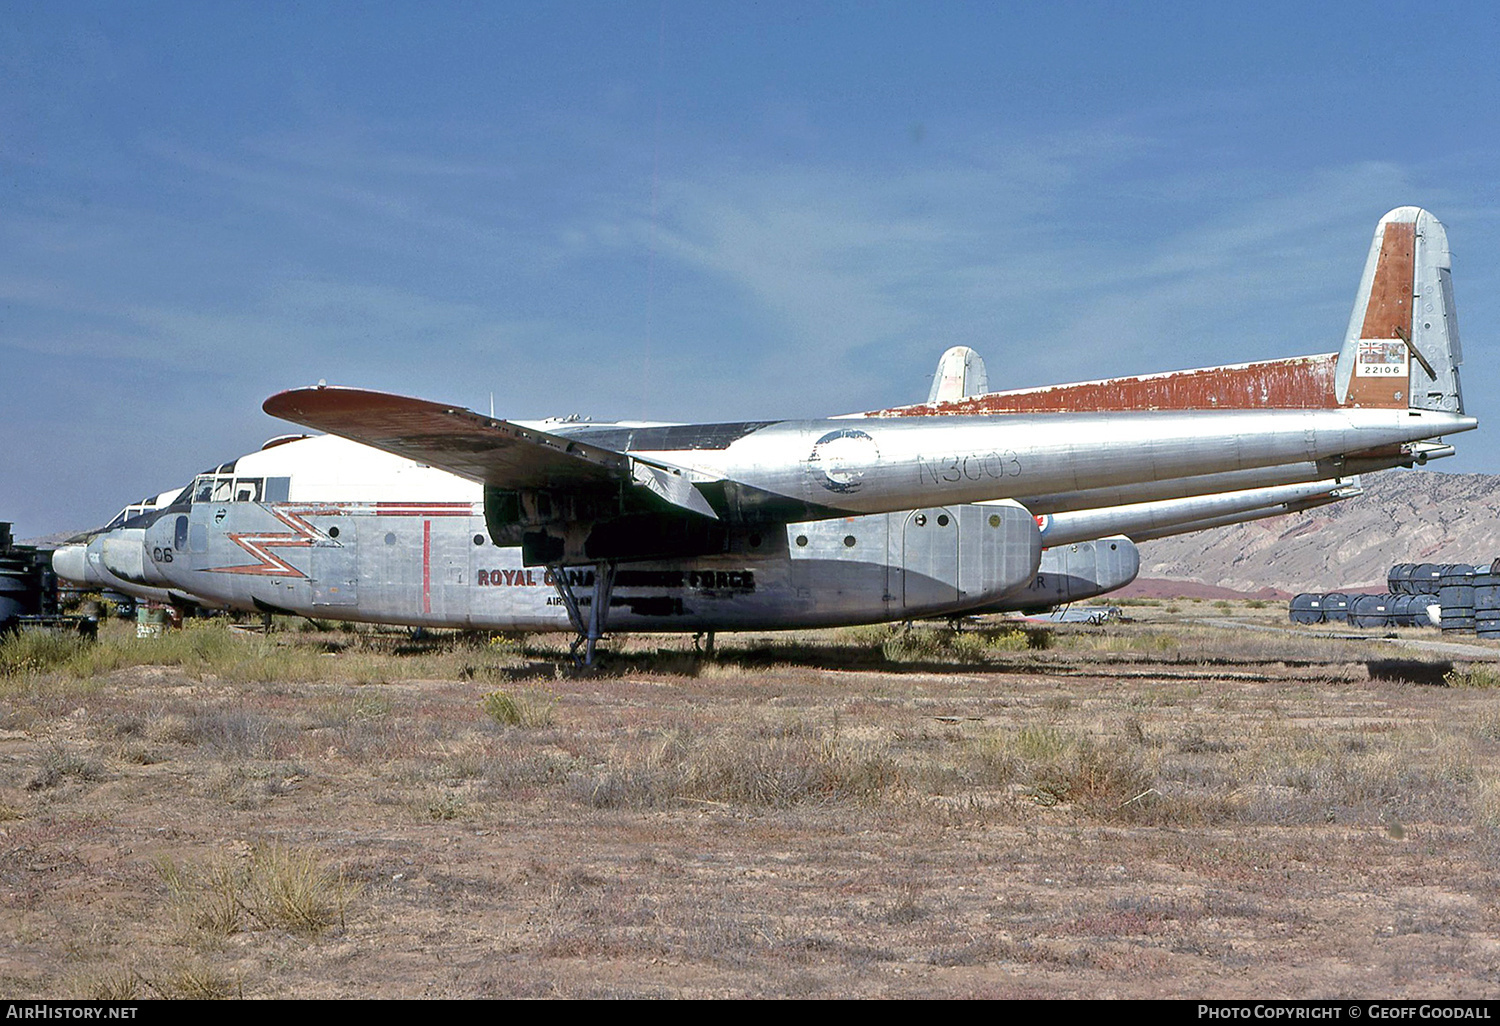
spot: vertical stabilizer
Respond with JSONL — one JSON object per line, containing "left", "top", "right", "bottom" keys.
{"left": 1335, "top": 207, "right": 1464, "bottom": 412}
{"left": 927, "top": 345, "right": 989, "bottom": 403}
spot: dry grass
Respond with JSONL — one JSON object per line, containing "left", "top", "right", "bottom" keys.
{"left": 1447, "top": 664, "right": 1500, "bottom": 689}
{"left": 2, "top": 607, "right": 1499, "bottom": 997}
{"left": 0, "top": 619, "right": 529, "bottom": 691}
{"left": 480, "top": 687, "right": 556, "bottom": 728}
{"left": 157, "top": 843, "right": 359, "bottom": 939}
{"left": 875, "top": 624, "right": 1035, "bottom": 663}
{"left": 578, "top": 725, "right": 903, "bottom": 809}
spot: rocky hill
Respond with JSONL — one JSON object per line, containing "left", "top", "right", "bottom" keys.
{"left": 1129, "top": 469, "right": 1500, "bottom": 596}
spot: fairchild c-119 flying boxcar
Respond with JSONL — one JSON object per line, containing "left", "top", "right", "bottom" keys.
{"left": 54, "top": 208, "right": 1472, "bottom": 662}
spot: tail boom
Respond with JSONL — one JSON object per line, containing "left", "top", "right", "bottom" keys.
{"left": 867, "top": 352, "right": 1342, "bottom": 417}
{"left": 864, "top": 207, "right": 1463, "bottom": 420}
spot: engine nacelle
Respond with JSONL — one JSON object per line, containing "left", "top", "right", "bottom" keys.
{"left": 784, "top": 501, "right": 1042, "bottom": 620}
{"left": 996, "top": 536, "right": 1141, "bottom": 611}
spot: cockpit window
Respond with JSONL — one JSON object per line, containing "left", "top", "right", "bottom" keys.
{"left": 190, "top": 474, "right": 266, "bottom": 504}
{"left": 105, "top": 501, "right": 153, "bottom": 530}
{"left": 98, "top": 482, "right": 192, "bottom": 530}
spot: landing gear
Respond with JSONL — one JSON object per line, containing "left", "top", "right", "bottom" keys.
{"left": 692, "top": 630, "right": 716, "bottom": 657}
{"left": 550, "top": 561, "right": 617, "bottom": 667}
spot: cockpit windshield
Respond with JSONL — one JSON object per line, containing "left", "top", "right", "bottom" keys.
{"left": 190, "top": 474, "right": 272, "bottom": 504}
{"left": 101, "top": 483, "right": 193, "bottom": 531}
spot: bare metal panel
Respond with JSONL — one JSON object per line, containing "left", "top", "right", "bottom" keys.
{"left": 310, "top": 524, "right": 358, "bottom": 607}
{"left": 899, "top": 508, "right": 958, "bottom": 609}
{"left": 1036, "top": 477, "right": 1358, "bottom": 547}
{"left": 974, "top": 537, "right": 1140, "bottom": 612}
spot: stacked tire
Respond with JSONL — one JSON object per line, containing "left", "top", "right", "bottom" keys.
{"left": 1439, "top": 564, "right": 1480, "bottom": 634}
{"left": 1476, "top": 564, "right": 1500, "bottom": 640}
{"left": 1392, "top": 594, "right": 1439, "bottom": 628}
{"left": 1388, "top": 563, "right": 1417, "bottom": 596}
{"left": 1289, "top": 594, "right": 1326, "bottom": 624}
{"left": 1410, "top": 563, "right": 1445, "bottom": 595}
{"left": 1350, "top": 594, "right": 1395, "bottom": 628}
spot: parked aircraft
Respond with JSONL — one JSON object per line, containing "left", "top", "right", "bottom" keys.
{"left": 51, "top": 373, "right": 1142, "bottom": 629}
{"left": 50, "top": 430, "right": 1360, "bottom": 645}
{"left": 53, "top": 360, "right": 1365, "bottom": 631}
{"left": 53, "top": 207, "right": 1471, "bottom": 661}
{"left": 50, "top": 487, "right": 214, "bottom": 609}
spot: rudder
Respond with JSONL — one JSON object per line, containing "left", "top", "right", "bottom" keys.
{"left": 926, "top": 345, "right": 989, "bottom": 403}
{"left": 1335, "top": 207, "right": 1464, "bottom": 413}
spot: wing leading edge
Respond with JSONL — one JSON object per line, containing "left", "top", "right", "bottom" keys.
{"left": 262, "top": 386, "right": 716, "bottom": 520}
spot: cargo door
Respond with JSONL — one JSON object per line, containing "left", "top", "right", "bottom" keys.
{"left": 900, "top": 508, "right": 959, "bottom": 611}
{"left": 310, "top": 522, "right": 358, "bottom": 607}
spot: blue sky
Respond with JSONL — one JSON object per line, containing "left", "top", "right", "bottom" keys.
{"left": 4, "top": 1, "right": 1498, "bottom": 537}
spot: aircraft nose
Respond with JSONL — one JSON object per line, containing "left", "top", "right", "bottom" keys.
{"left": 98, "top": 528, "right": 163, "bottom": 585}
{"left": 51, "top": 544, "right": 96, "bottom": 585}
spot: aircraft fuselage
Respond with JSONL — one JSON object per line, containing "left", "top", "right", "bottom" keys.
{"left": 102, "top": 437, "right": 1057, "bottom": 631}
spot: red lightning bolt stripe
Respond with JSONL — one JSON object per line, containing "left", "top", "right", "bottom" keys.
{"left": 209, "top": 505, "right": 339, "bottom": 577}
{"left": 206, "top": 503, "right": 480, "bottom": 578}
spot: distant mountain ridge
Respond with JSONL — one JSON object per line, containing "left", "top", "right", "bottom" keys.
{"left": 1130, "top": 470, "right": 1500, "bottom": 596}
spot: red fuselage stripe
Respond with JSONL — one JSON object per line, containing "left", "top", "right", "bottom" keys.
{"left": 375, "top": 505, "right": 473, "bottom": 516}
{"left": 422, "top": 519, "right": 432, "bottom": 614}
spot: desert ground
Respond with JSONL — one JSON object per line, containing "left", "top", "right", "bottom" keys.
{"left": 3, "top": 601, "right": 1500, "bottom": 999}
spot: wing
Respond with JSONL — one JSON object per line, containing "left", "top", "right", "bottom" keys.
{"left": 263, "top": 386, "right": 716, "bottom": 519}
